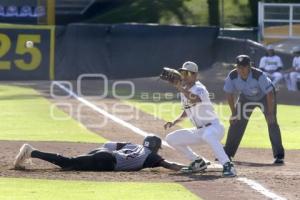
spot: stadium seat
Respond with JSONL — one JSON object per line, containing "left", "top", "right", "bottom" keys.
{"left": 6, "top": 5, "right": 18, "bottom": 17}
{"left": 19, "top": 5, "right": 33, "bottom": 17}
{"left": 0, "top": 5, "right": 5, "bottom": 16}
{"left": 32, "top": 5, "right": 46, "bottom": 17}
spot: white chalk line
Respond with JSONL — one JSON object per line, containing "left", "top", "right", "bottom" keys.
{"left": 237, "top": 177, "right": 286, "bottom": 200}
{"left": 53, "top": 81, "right": 287, "bottom": 200}
{"left": 53, "top": 81, "right": 171, "bottom": 147}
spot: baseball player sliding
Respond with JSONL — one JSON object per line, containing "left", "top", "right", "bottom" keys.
{"left": 14, "top": 135, "right": 187, "bottom": 172}
{"left": 163, "top": 61, "right": 236, "bottom": 177}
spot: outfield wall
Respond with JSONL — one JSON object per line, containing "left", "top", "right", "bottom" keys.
{"left": 0, "top": 23, "right": 294, "bottom": 80}
{"left": 55, "top": 24, "right": 218, "bottom": 80}
{"left": 0, "top": 24, "right": 55, "bottom": 80}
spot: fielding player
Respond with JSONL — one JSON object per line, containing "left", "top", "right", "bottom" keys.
{"left": 164, "top": 61, "right": 236, "bottom": 177}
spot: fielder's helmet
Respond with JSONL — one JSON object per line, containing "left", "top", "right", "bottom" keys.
{"left": 143, "top": 135, "right": 162, "bottom": 153}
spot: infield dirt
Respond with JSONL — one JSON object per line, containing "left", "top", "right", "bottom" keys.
{"left": 1, "top": 62, "right": 300, "bottom": 199}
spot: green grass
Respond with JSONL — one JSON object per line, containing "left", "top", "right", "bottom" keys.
{"left": 0, "top": 178, "right": 200, "bottom": 200}
{"left": 87, "top": 0, "right": 253, "bottom": 27}
{"left": 222, "top": 0, "right": 251, "bottom": 27}
{"left": 0, "top": 85, "right": 105, "bottom": 143}
{"left": 182, "top": 0, "right": 209, "bottom": 25}
{"left": 125, "top": 100, "right": 300, "bottom": 149}
{"left": 180, "top": 0, "right": 252, "bottom": 27}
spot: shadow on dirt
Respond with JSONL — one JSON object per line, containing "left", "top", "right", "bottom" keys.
{"left": 234, "top": 161, "right": 283, "bottom": 167}
{"left": 169, "top": 172, "right": 222, "bottom": 182}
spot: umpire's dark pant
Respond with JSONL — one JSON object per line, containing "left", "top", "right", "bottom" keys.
{"left": 224, "top": 89, "right": 285, "bottom": 159}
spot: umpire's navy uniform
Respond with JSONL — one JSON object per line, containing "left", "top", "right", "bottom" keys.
{"left": 223, "top": 55, "right": 285, "bottom": 163}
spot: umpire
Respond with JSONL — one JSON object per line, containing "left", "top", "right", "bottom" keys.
{"left": 223, "top": 55, "right": 285, "bottom": 164}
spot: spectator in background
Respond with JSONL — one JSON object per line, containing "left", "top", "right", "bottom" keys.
{"left": 286, "top": 47, "right": 300, "bottom": 91}
{"left": 259, "top": 45, "right": 283, "bottom": 89}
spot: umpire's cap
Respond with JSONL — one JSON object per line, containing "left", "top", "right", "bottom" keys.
{"left": 236, "top": 55, "right": 251, "bottom": 67}
{"left": 143, "top": 135, "right": 162, "bottom": 153}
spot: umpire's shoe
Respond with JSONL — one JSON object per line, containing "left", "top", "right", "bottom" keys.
{"left": 180, "top": 158, "right": 207, "bottom": 173}
{"left": 273, "top": 157, "right": 284, "bottom": 165}
{"left": 222, "top": 162, "right": 236, "bottom": 177}
{"left": 14, "top": 144, "right": 35, "bottom": 169}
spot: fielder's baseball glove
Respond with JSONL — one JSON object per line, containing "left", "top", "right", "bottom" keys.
{"left": 160, "top": 67, "right": 182, "bottom": 84}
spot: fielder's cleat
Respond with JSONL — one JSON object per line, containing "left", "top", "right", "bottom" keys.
{"left": 14, "top": 144, "right": 35, "bottom": 169}
{"left": 222, "top": 162, "right": 236, "bottom": 177}
{"left": 205, "top": 161, "right": 211, "bottom": 166}
{"left": 273, "top": 158, "right": 284, "bottom": 165}
{"left": 203, "top": 157, "right": 211, "bottom": 166}
{"left": 180, "top": 158, "right": 207, "bottom": 173}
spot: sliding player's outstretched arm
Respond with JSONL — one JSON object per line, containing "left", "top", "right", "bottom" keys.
{"left": 159, "top": 160, "right": 187, "bottom": 171}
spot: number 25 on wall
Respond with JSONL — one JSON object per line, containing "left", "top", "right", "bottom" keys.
{"left": 0, "top": 33, "right": 42, "bottom": 71}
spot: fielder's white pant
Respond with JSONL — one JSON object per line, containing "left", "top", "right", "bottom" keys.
{"left": 165, "top": 122, "right": 230, "bottom": 165}
{"left": 290, "top": 72, "right": 300, "bottom": 91}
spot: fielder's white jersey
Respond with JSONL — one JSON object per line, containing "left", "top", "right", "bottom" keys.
{"left": 180, "top": 81, "right": 218, "bottom": 128}
{"left": 259, "top": 55, "right": 283, "bottom": 71}
{"left": 292, "top": 56, "right": 300, "bottom": 70}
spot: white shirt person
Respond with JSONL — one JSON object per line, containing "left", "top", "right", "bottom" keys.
{"left": 164, "top": 61, "right": 236, "bottom": 177}
{"left": 289, "top": 48, "right": 300, "bottom": 91}
{"left": 259, "top": 45, "right": 283, "bottom": 87}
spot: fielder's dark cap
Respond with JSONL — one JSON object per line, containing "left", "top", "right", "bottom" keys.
{"left": 236, "top": 55, "right": 251, "bottom": 67}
